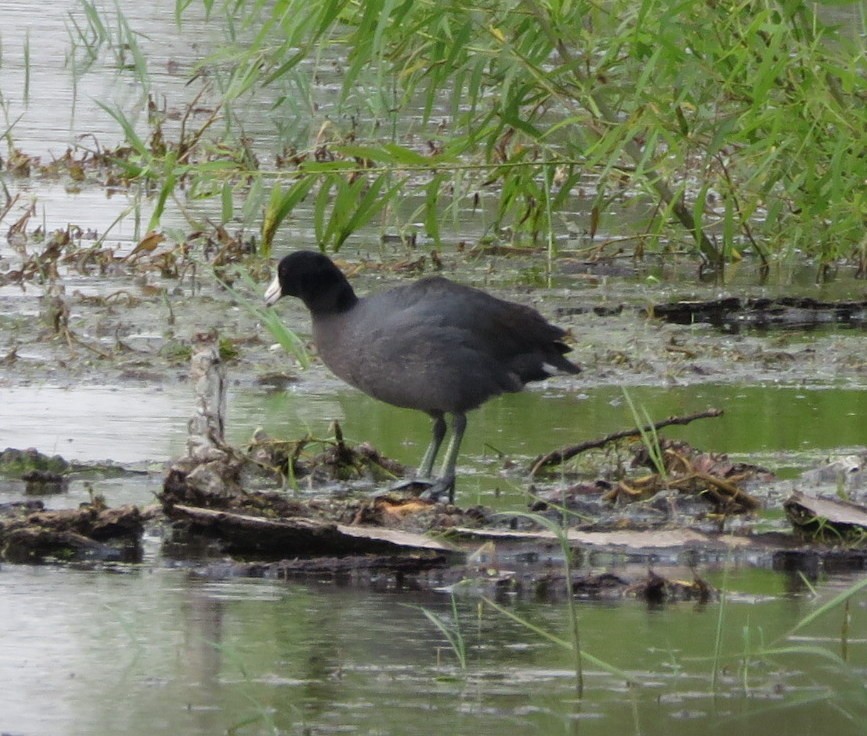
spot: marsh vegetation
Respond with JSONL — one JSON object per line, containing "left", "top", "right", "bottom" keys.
{"left": 1, "top": 1, "right": 866, "bottom": 734}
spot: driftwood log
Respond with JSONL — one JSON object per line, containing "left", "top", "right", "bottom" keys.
{"left": 165, "top": 503, "right": 455, "bottom": 558}
{"left": 785, "top": 491, "right": 867, "bottom": 545}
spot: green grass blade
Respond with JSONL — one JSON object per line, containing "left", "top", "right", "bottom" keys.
{"left": 261, "top": 177, "right": 316, "bottom": 255}
{"left": 222, "top": 271, "right": 310, "bottom": 368}
{"left": 778, "top": 576, "right": 867, "bottom": 643}
{"left": 482, "top": 596, "right": 634, "bottom": 685}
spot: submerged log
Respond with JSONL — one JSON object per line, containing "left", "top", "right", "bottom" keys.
{"left": 649, "top": 296, "right": 867, "bottom": 329}
{"left": 166, "top": 503, "right": 456, "bottom": 559}
{"left": 448, "top": 525, "right": 770, "bottom": 550}
{"left": 785, "top": 491, "right": 867, "bottom": 545}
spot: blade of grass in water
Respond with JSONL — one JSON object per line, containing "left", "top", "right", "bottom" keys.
{"left": 481, "top": 596, "right": 634, "bottom": 685}
{"left": 778, "top": 575, "right": 867, "bottom": 643}
{"left": 416, "top": 595, "right": 467, "bottom": 670}
{"left": 220, "top": 269, "right": 310, "bottom": 369}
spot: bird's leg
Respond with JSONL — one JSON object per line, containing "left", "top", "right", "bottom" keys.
{"left": 417, "top": 413, "right": 447, "bottom": 478}
{"left": 438, "top": 412, "right": 466, "bottom": 501}
{"left": 421, "top": 412, "right": 466, "bottom": 504}
{"left": 388, "top": 413, "right": 447, "bottom": 494}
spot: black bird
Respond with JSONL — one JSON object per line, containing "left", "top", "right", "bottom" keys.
{"left": 264, "top": 250, "right": 580, "bottom": 502}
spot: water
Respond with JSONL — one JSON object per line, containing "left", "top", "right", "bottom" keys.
{"left": 228, "top": 381, "right": 867, "bottom": 504}
{"left": 1, "top": 374, "right": 865, "bottom": 734}
{"left": 0, "top": 0, "right": 212, "bottom": 158}
{"left": 1, "top": 1, "right": 866, "bottom": 734}
{"left": 1, "top": 380, "right": 864, "bottom": 507}
{"left": 1, "top": 564, "right": 864, "bottom": 736}
{"left": 0, "top": 384, "right": 191, "bottom": 464}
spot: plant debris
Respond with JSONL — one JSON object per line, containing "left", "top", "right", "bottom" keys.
{"left": 531, "top": 437, "right": 764, "bottom": 517}
{"left": 0, "top": 500, "right": 144, "bottom": 563}
{"left": 529, "top": 409, "right": 724, "bottom": 476}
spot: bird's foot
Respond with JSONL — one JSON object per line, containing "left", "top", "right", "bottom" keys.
{"left": 419, "top": 478, "right": 454, "bottom": 504}
{"left": 387, "top": 475, "right": 455, "bottom": 504}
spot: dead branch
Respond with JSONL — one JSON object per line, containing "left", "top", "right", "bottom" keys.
{"left": 529, "top": 408, "right": 724, "bottom": 476}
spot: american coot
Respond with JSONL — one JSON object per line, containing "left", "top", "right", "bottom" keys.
{"left": 264, "top": 251, "right": 580, "bottom": 502}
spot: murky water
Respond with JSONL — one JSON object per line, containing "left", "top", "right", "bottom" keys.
{"left": 1, "top": 380, "right": 864, "bottom": 509}
{"left": 229, "top": 381, "right": 867, "bottom": 503}
{"left": 0, "top": 384, "right": 190, "bottom": 464}
{"left": 2, "top": 375, "right": 865, "bottom": 736}
{"left": 1, "top": 563, "right": 865, "bottom": 736}
{"left": 2, "top": 1, "right": 867, "bottom": 734}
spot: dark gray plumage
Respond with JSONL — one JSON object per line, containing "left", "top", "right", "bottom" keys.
{"left": 264, "top": 250, "right": 580, "bottom": 501}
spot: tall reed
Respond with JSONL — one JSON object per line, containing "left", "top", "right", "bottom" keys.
{"left": 78, "top": 0, "right": 867, "bottom": 269}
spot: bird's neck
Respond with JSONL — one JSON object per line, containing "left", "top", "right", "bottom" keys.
{"left": 303, "top": 275, "right": 358, "bottom": 316}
